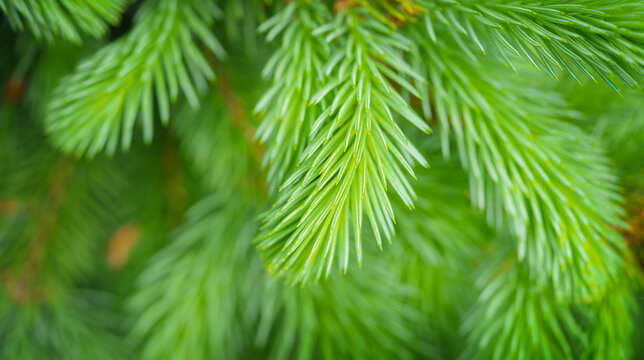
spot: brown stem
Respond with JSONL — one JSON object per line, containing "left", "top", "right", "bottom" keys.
{"left": 203, "top": 49, "right": 268, "bottom": 194}
{"left": 160, "top": 133, "right": 190, "bottom": 225}
{"left": 206, "top": 56, "right": 265, "bottom": 163}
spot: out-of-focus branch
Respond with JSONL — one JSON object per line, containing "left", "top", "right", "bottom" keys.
{"left": 208, "top": 58, "right": 265, "bottom": 163}
{"left": 2, "top": 157, "right": 72, "bottom": 304}
{"left": 204, "top": 49, "right": 267, "bottom": 194}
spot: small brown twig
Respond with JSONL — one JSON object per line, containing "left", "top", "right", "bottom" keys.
{"left": 205, "top": 52, "right": 265, "bottom": 166}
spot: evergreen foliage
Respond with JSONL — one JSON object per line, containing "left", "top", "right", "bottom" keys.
{"left": 419, "top": 0, "right": 644, "bottom": 90}
{"left": 46, "top": 0, "right": 225, "bottom": 156}
{"left": 258, "top": 3, "right": 430, "bottom": 282}
{"left": 413, "top": 34, "right": 627, "bottom": 299}
{"left": 129, "top": 195, "right": 260, "bottom": 360}
{"left": 1, "top": 0, "right": 644, "bottom": 359}
{"left": 0, "top": 0, "right": 125, "bottom": 43}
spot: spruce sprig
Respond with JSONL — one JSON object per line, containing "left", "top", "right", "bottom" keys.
{"left": 45, "top": 0, "right": 225, "bottom": 157}
{"left": 463, "top": 249, "right": 634, "bottom": 360}
{"left": 388, "top": 157, "right": 489, "bottom": 356}
{"left": 411, "top": 26, "right": 627, "bottom": 298}
{"left": 258, "top": 260, "right": 429, "bottom": 360}
{"left": 129, "top": 196, "right": 260, "bottom": 360}
{"left": 0, "top": 0, "right": 126, "bottom": 43}
{"left": 255, "top": 1, "right": 332, "bottom": 188}
{"left": 421, "top": 0, "right": 644, "bottom": 90}
{"left": 257, "top": 6, "right": 430, "bottom": 283}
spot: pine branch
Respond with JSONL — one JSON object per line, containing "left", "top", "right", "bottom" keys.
{"left": 0, "top": 0, "right": 126, "bottom": 43}
{"left": 418, "top": 0, "right": 644, "bottom": 91}
{"left": 411, "top": 26, "right": 627, "bottom": 299}
{"left": 257, "top": 6, "right": 430, "bottom": 283}
{"left": 45, "top": 0, "right": 225, "bottom": 156}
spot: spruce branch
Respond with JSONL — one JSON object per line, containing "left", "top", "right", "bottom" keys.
{"left": 255, "top": 1, "right": 332, "bottom": 188}
{"left": 131, "top": 197, "right": 430, "bottom": 360}
{"left": 257, "top": 6, "right": 430, "bottom": 283}
{"left": 128, "top": 195, "right": 262, "bottom": 360}
{"left": 257, "top": 257, "right": 430, "bottom": 360}
{"left": 387, "top": 157, "right": 489, "bottom": 357}
{"left": 463, "top": 253, "right": 584, "bottom": 360}
{"left": 45, "top": 0, "right": 225, "bottom": 157}
{"left": 220, "top": 0, "right": 272, "bottom": 53}
{"left": 207, "top": 53, "right": 265, "bottom": 166}
{"left": 172, "top": 87, "right": 265, "bottom": 194}
{"left": 393, "top": 157, "right": 485, "bottom": 269}
{"left": 463, "top": 247, "right": 635, "bottom": 360}
{"left": 575, "top": 89, "right": 644, "bottom": 267}
{"left": 0, "top": 0, "right": 126, "bottom": 43}
{"left": 0, "top": 152, "right": 137, "bottom": 293}
{"left": 417, "top": 0, "right": 644, "bottom": 91}
{"left": 0, "top": 292, "right": 125, "bottom": 360}
{"left": 583, "top": 276, "right": 636, "bottom": 359}
{"left": 0, "top": 108, "right": 151, "bottom": 291}
{"left": 2, "top": 156, "right": 71, "bottom": 304}
{"left": 332, "top": 0, "right": 425, "bottom": 27}
{"left": 411, "top": 27, "right": 627, "bottom": 299}
{"left": 1, "top": 1, "right": 643, "bottom": 357}
{"left": 0, "top": 114, "right": 137, "bottom": 360}
{"left": 590, "top": 91, "right": 644, "bottom": 171}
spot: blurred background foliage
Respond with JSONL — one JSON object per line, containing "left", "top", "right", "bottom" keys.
{"left": 1, "top": 0, "right": 643, "bottom": 359}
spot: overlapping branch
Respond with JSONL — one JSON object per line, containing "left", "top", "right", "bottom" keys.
{"left": 46, "top": 0, "right": 225, "bottom": 156}
{"left": 0, "top": 0, "right": 126, "bottom": 43}
{"left": 418, "top": 0, "right": 644, "bottom": 90}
